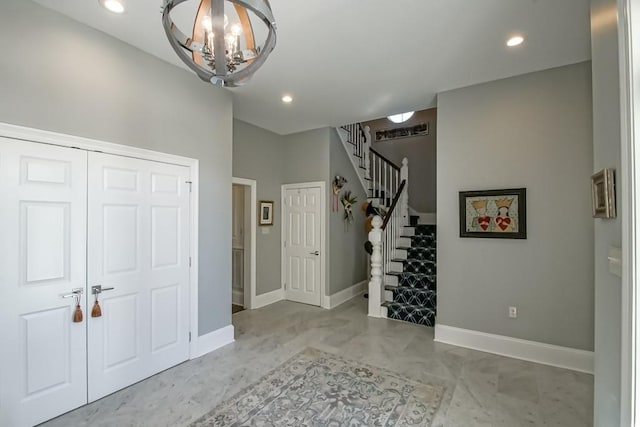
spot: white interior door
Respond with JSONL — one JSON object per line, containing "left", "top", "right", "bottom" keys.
{"left": 87, "top": 152, "right": 191, "bottom": 402}
{"left": 283, "top": 185, "right": 323, "bottom": 306}
{"left": 232, "top": 184, "right": 244, "bottom": 250}
{"left": 0, "top": 138, "right": 88, "bottom": 427}
{"left": 232, "top": 185, "right": 244, "bottom": 306}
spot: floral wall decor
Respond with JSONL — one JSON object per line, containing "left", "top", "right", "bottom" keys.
{"left": 341, "top": 190, "right": 358, "bottom": 230}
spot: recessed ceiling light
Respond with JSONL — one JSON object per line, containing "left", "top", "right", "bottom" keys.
{"left": 100, "top": 0, "right": 125, "bottom": 14}
{"left": 507, "top": 35, "right": 524, "bottom": 47}
{"left": 388, "top": 111, "right": 414, "bottom": 124}
{"left": 282, "top": 95, "right": 293, "bottom": 104}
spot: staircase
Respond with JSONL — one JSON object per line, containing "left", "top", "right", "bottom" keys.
{"left": 337, "top": 123, "right": 437, "bottom": 327}
{"left": 382, "top": 224, "right": 437, "bottom": 326}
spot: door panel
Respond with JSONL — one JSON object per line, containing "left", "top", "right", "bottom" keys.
{"left": 152, "top": 206, "right": 180, "bottom": 268}
{"left": 103, "top": 204, "right": 139, "bottom": 274}
{"left": 232, "top": 248, "right": 244, "bottom": 305}
{"left": 23, "top": 202, "right": 70, "bottom": 282}
{"left": 151, "top": 285, "right": 180, "bottom": 352}
{"left": 0, "top": 138, "right": 88, "bottom": 427}
{"left": 283, "top": 186, "right": 322, "bottom": 306}
{"left": 87, "top": 153, "right": 190, "bottom": 402}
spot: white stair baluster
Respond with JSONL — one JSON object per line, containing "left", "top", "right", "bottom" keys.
{"left": 373, "top": 154, "right": 377, "bottom": 200}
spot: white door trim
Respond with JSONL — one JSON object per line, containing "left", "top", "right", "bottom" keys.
{"left": 232, "top": 177, "right": 257, "bottom": 309}
{"left": 281, "top": 181, "right": 328, "bottom": 309}
{"left": 0, "top": 122, "right": 201, "bottom": 359}
{"left": 619, "top": 1, "right": 638, "bottom": 425}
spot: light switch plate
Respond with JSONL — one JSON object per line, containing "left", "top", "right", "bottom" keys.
{"left": 608, "top": 246, "right": 622, "bottom": 277}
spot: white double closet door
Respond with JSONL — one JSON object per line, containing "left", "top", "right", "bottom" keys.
{"left": 0, "top": 138, "right": 191, "bottom": 427}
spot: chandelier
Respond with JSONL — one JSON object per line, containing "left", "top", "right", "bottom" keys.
{"left": 162, "top": 0, "right": 277, "bottom": 87}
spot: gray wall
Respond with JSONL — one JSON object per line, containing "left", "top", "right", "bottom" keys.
{"left": 363, "top": 109, "right": 437, "bottom": 213}
{"left": 283, "top": 128, "right": 332, "bottom": 295}
{"left": 590, "top": 0, "right": 622, "bottom": 424}
{"left": 0, "top": 0, "right": 233, "bottom": 336}
{"left": 329, "top": 130, "right": 368, "bottom": 294}
{"left": 233, "top": 120, "right": 285, "bottom": 296}
{"left": 437, "top": 62, "right": 595, "bottom": 351}
{"left": 283, "top": 128, "right": 331, "bottom": 183}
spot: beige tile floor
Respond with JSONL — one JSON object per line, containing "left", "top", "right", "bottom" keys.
{"left": 42, "top": 297, "right": 593, "bottom": 427}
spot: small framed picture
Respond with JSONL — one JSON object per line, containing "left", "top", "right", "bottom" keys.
{"left": 459, "top": 188, "right": 527, "bottom": 239}
{"left": 259, "top": 200, "right": 274, "bottom": 226}
{"left": 591, "top": 168, "right": 616, "bottom": 218}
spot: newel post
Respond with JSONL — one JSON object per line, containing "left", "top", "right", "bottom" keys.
{"left": 368, "top": 215, "right": 384, "bottom": 318}
{"left": 401, "top": 157, "right": 409, "bottom": 226}
{"left": 363, "top": 125, "right": 372, "bottom": 180}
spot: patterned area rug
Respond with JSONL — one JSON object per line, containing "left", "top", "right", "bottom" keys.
{"left": 190, "top": 348, "right": 446, "bottom": 426}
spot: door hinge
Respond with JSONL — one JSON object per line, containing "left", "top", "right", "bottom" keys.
{"left": 186, "top": 181, "right": 193, "bottom": 192}
{"left": 189, "top": 332, "right": 192, "bottom": 342}
{"left": 189, "top": 257, "right": 192, "bottom": 267}
{"left": 283, "top": 282, "right": 286, "bottom": 290}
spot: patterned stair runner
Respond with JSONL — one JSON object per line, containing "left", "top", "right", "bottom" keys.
{"left": 384, "top": 224, "right": 437, "bottom": 326}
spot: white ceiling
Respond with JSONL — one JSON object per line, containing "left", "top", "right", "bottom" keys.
{"left": 33, "top": 0, "right": 592, "bottom": 135}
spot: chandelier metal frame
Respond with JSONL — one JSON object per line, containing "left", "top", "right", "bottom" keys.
{"left": 162, "top": 0, "right": 277, "bottom": 87}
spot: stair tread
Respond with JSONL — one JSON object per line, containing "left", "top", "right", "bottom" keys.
{"left": 386, "top": 271, "right": 405, "bottom": 276}
{"left": 385, "top": 284, "right": 435, "bottom": 293}
{"left": 382, "top": 301, "right": 435, "bottom": 311}
{"left": 383, "top": 302, "right": 436, "bottom": 327}
{"left": 387, "top": 271, "right": 436, "bottom": 277}
{"left": 390, "top": 258, "right": 436, "bottom": 264}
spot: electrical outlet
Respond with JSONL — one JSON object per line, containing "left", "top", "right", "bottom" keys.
{"left": 509, "top": 306, "right": 517, "bottom": 318}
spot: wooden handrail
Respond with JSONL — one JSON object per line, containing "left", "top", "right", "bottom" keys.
{"left": 382, "top": 180, "right": 406, "bottom": 230}
{"left": 370, "top": 148, "right": 400, "bottom": 171}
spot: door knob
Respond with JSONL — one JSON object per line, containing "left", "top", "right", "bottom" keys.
{"left": 92, "top": 285, "right": 115, "bottom": 295}
{"left": 309, "top": 251, "right": 320, "bottom": 256}
{"left": 61, "top": 288, "right": 84, "bottom": 299}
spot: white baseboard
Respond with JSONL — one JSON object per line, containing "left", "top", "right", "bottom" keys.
{"left": 254, "top": 288, "right": 284, "bottom": 309}
{"left": 232, "top": 288, "right": 244, "bottom": 306}
{"left": 434, "top": 324, "right": 594, "bottom": 374}
{"left": 195, "top": 325, "right": 235, "bottom": 358}
{"left": 323, "top": 280, "right": 367, "bottom": 309}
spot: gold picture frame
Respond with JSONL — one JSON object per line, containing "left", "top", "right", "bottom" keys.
{"left": 591, "top": 168, "right": 616, "bottom": 219}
